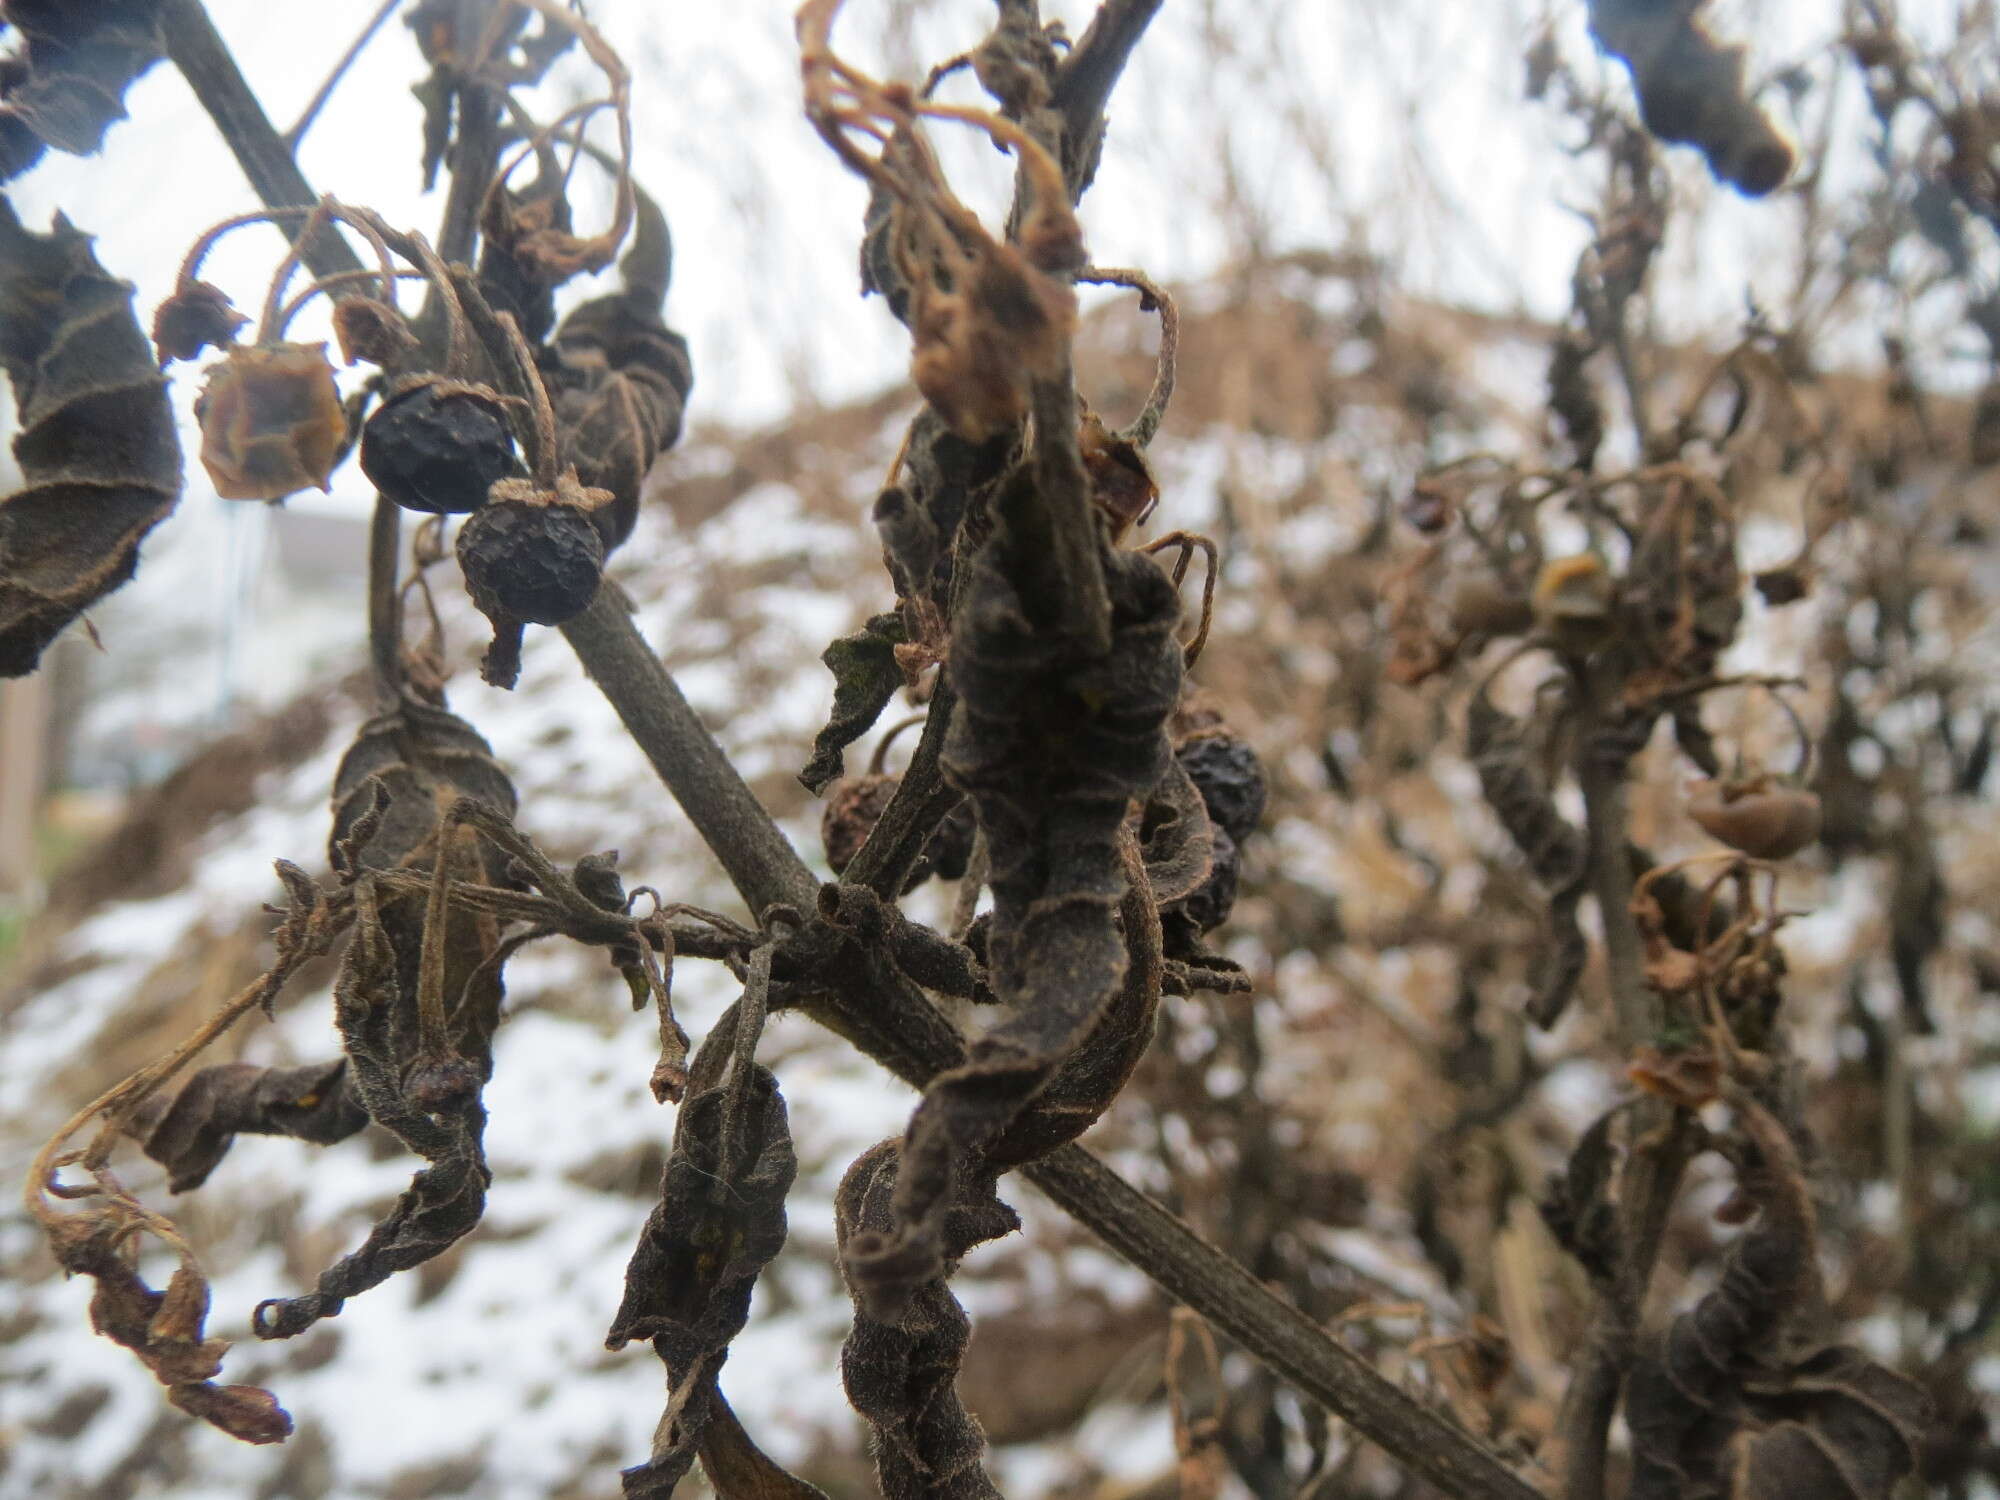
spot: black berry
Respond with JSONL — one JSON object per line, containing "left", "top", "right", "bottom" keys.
{"left": 1177, "top": 734, "right": 1268, "bottom": 844}
{"left": 361, "top": 380, "right": 518, "bottom": 514}
{"left": 458, "top": 485, "right": 606, "bottom": 626}
{"left": 921, "top": 798, "right": 977, "bottom": 884}
{"left": 457, "top": 477, "right": 608, "bottom": 689}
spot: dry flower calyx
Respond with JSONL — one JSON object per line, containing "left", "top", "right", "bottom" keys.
{"left": 194, "top": 342, "right": 345, "bottom": 501}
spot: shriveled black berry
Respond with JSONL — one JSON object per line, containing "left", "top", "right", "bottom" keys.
{"left": 822, "top": 774, "right": 899, "bottom": 874}
{"left": 457, "top": 478, "right": 608, "bottom": 689}
{"left": 921, "top": 798, "right": 977, "bottom": 884}
{"left": 1177, "top": 734, "right": 1267, "bottom": 844}
{"left": 361, "top": 380, "right": 518, "bottom": 514}
{"left": 821, "top": 776, "right": 976, "bottom": 892}
{"left": 457, "top": 488, "right": 606, "bottom": 627}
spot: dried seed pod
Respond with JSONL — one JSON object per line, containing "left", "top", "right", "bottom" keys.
{"left": 359, "top": 379, "right": 518, "bottom": 514}
{"left": 456, "top": 473, "right": 608, "bottom": 688}
{"left": 195, "top": 341, "right": 345, "bottom": 500}
{"left": 923, "top": 797, "right": 977, "bottom": 883}
{"left": 332, "top": 296, "right": 420, "bottom": 369}
{"left": 1079, "top": 408, "right": 1158, "bottom": 538}
{"left": 822, "top": 773, "right": 977, "bottom": 890}
{"left": 1175, "top": 732, "right": 1267, "bottom": 845}
{"left": 151, "top": 279, "right": 248, "bottom": 367}
{"left": 457, "top": 475, "right": 607, "bottom": 624}
{"left": 1687, "top": 776, "right": 1822, "bottom": 859}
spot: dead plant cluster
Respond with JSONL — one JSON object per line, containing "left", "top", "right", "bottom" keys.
{"left": 3, "top": 1, "right": 1999, "bottom": 1498}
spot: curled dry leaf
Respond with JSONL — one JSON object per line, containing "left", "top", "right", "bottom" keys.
{"left": 840, "top": 540, "right": 1183, "bottom": 1318}
{"left": 1468, "top": 685, "right": 1590, "bottom": 1027}
{"left": 0, "top": 200, "right": 180, "bottom": 676}
{"left": 128, "top": 1058, "right": 368, "bottom": 1193}
{"left": 0, "top": 0, "right": 164, "bottom": 182}
{"left": 547, "top": 189, "right": 694, "bottom": 552}
{"left": 799, "top": 612, "right": 909, "bottom": 795}
{"left": 45, "top": 1214, "right": 293, "bottom": 1445}
{"left": 195, "top": 342, "right": 346, "bottom": 501}
{"left": 835, "top": 1141, "right": 1017, "bottom": 1500}
{"left": 912, "top": 245, "right": 1077, "bottom": 442}
{"left": 607, "top": 1038, "right": 797, "bottom": 1499}
{"left": 253, "top": 704, "right": 517, "bottom": 1340}
{"left": 1625, "top": 1095, "right": 1932, "bottom": 1498}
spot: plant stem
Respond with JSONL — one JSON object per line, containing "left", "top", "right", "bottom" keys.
{"left": 560, "top": 588, "right": 820, "bottom": 918}
{"left": 843, "top": 678, "right": 963, "bottom": 899}
{"left": 366, "top": 495, "right": 402, "bottom": 707}
{"left": 282, "top": 0, "right": 403, "bottom": 154}
{"left": 159, "top": 0, "right": 363, "bottom": 280}
{"left": 1052, "top": 0, "right": 1165, "bottom": 199}
{"left": 1578, "top": 741, "right": 1651, "bottom": 1047}
{"left": 1551, "top": 684, "right": 1696, "bottom": 1500}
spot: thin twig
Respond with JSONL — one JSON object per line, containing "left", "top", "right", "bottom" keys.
{"left": 366, "top": 495, "right": 402, "bottom": 706}
{"left": 282, "top": 0, "right": 403, "bottom": 153}
{"left": 159, "top": 0, "right": 364, "bottom": 280}
{"left": 1080, "top": 264, "right": 1179, "bottom": 446}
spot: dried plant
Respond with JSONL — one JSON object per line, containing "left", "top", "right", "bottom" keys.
{"left": 6, "top": 1, "right": 1997, "bottom": 1498}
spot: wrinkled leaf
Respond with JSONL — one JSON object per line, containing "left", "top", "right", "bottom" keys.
{"left": 607, "top": 1042, "right": 796, "bottom": 1499}
{"left": 0, "top": 0, "right": 164, "bottom": 182}
{"left": 1469, "top": 684, "right": 1590, "bottom": 1027}
{"left": 0, "top": 199, "right": 179, "bottom": 675}
{"left": 799, "top": 612, "right": 909, "bottom": 794}
{"left": 1626, "top": 1096, "right": 1932, "bottom": 1499}
{"left": 843, "top": 539, "right": 1182, "bottom": 1318}
{"left": 46, "top": 1213, "right": 292, "bottom": 1445}
{"left": 836, "top": 1141, "right": 1016, "bottom": 1500}
{"left": 129, "top": 1058, "right": 368, "bottom": 1193}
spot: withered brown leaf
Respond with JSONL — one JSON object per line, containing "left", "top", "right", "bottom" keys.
{"left": 607, "top": 1048, "right": 796, "bottom": 1498}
